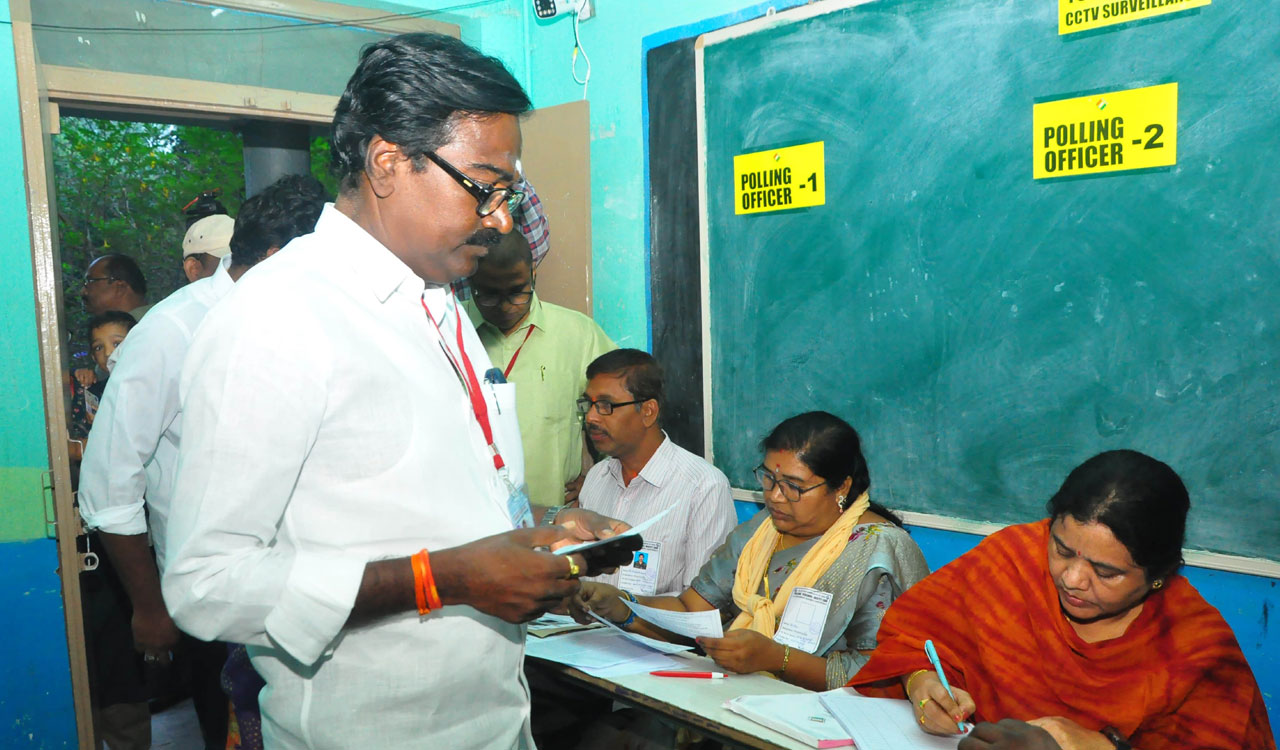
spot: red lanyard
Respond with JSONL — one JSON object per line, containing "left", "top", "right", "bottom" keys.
{"left": 421, "top": 294, "right": 505, "bottom": 472}
{"left": 502, "top": 325, "right": 536, "bottom": 379}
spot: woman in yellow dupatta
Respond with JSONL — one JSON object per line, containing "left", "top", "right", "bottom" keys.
{"left": 570, "top": 411, "right": 928, "bottom": 690}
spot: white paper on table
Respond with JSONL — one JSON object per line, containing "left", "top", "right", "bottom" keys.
{"left": 525, "top": 628, "right": 672, "bottom": 670}
{"left": 580, "top": 652, "right": 678, "bottom": 678}
{"left": 818, "top": 689, "right": 969, "bottom": 749}
{"left": 588, "top": 611, "right": 694, "bottom": 655}
{"left": 773, "top": 587, "right": 832, "bottom": 654}
{"left": 527, "top": 612, "right": 603, "bottom": 638}
{"left": 553, "top": 505, "right": 677, "bottom": 556}
{"left": 620, "top": 599, "right": 725, "bottom": 639}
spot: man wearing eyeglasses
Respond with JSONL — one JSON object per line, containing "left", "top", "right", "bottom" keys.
{"left": 81, "top": 254, "right": 150, "bottom": 320}
{"left": 471, "top": 229, "right": 615, "bottom": 514}
{"left": 161, "top": 33, "right": 623, "bottom": 750}
{"left": 576, "top": 349, "right": 737, "bottom": 597}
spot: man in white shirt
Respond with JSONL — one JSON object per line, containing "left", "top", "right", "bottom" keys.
{"left": 78, "top": 174, "right": 330, "bottom": 749}
{"left": 578, "top": 349, "right": 738, "bottom": 596}
{"left": 161, "top": 33, "right": 619, "bottom": 749}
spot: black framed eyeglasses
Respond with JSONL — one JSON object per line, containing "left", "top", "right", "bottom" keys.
{"left": 423, "top": 151, "right": 526, "bottom": 217}
{"left": 473, "top": 276, "right": 535, "bottom": 308}
{"left": 83, "top": 276, "right": 118, "bottom": 285}
{"left": 753, "top": 465, "right": 827, "bottom": 503}
{"left": 577, "top": 396, "right": 648, "bottom": 416}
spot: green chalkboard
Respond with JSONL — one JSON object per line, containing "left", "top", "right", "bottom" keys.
{"left": 703, "top": 0, "right": 1280, "bottom": 560}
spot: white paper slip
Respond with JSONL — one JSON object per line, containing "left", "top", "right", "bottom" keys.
{"left": 588, "top": 611, "right": 693, "bottom": 655}
{"left": 620, "top": 599, "right": 725, "bottom": 639}
{"left": 818, "top": 689, "right": 969, "bottom": 750}
{"left": 554, "top": 505, "right": 676, "bottom": 557}
{"left": 774, "top": 587, "right": 832, "bottom": 654}
{"left": 580, "top": 652, "right": 677, "bottom": 678}
{"left": 525, "top": 628, "right": 670, "bottom": 670}
{"left": 527, "top": 612, "right": 603, "bottom": 638}
{"left": 723, "top": 693, "right": 853, "bottom": 748}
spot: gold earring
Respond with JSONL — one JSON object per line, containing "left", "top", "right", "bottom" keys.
{"left": 1151, "top": 579, "right": 1164, "bottom": 590}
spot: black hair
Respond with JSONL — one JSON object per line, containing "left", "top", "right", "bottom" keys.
{"left": 330, "top": 32, "right": 531, "bottom": 192}
{"left": 87, "top": 310, "right": 137, "bottom": 338}
{"left": 184, "top": 190, "right": 229, "bottom": 228}
{"left": 479, "top": 229, "right": 534, "bottom": 271}
{"left": 761, "top": 411, "right": 904, "bottom": 527}
{"left": 585, "top": 349, "right": 664, "bottom": 420}
{"left": 92, "top": 254, "right": 147, "bottom": 297}
{"left": 230, "top": 174, "right": 330, "bottom": 267}
{"left": 1047, "top": 449, "right": 1188, "bottom": 580}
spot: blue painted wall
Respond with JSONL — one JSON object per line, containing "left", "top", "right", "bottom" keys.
{"left": 0, "top": 541, "right": 76, "bottom": 748}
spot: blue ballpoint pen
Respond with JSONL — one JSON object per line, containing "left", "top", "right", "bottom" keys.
{"left": 924, "top": 639, "right": 967, "bottom": 732}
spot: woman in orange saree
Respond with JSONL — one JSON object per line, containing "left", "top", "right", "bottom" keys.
{"left": 849, "top": 450, "right": 1274, "bottom": 750}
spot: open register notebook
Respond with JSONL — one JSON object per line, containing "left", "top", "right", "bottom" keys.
{"left": 723, "top": 693, "right": 853, "bottom": 748}
{"left": 727, "top": 689, "right": 966, "bottom": 749}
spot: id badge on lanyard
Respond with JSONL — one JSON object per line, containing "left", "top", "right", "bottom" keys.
{"left": 422, "top": 292, "right": 534, "bottom": 529}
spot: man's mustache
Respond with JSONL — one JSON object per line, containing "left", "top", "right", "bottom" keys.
{"left": 464, "top": 229, "right": 503, "bottom": 247}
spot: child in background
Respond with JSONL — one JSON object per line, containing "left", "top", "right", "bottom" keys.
{"left": 68, "top": 311, "right": 137, "bottom": 461}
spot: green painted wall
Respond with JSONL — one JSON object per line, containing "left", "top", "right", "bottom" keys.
{"left": 0, "top": 3, "right": 54, "bottom": 544}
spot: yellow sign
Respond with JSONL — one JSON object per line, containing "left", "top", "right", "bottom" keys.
{"left": 1033, "top": 83, "right": 1177, "bottom": 179}
{"left": 1059, "top": 0, "right": 1210, "bottom": 35}
{"left": 733, "top": 141, "right": 825, "bottom": 215}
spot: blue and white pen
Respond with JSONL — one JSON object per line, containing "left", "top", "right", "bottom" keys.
{"left": 924, "top": 639, "right": 968, "bottom": 733}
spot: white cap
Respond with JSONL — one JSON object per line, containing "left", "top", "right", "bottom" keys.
{"left": 182, "top": 214, "right": 234, "bottom": 259}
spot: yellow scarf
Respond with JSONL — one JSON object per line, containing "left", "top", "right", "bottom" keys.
{"left": 729, "top": 491, "right": 871, "bottom": 637}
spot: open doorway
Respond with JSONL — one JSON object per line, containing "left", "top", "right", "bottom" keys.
{"left": 53, "top": 113, "right": 347, "bottom": 748}
{"left": 10, "top": 2, "right": 458, "bottom": 746}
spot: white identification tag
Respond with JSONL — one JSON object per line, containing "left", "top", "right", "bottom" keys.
{"left": 617, "top": 540, "right": 663, "bottom": 596}
{"left": 505, "top": 480, "right": 535, "bottom": 529}
{"left": 773, "top": 586, "right": 832, "bottom": 654}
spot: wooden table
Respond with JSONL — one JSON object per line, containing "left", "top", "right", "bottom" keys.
{"left": 529, "top": 652, "right": 819, "bottom": 750}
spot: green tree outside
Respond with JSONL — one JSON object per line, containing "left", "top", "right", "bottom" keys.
{"left": 53, "top": 117, "right": 338, "bottom": 365}
{"left": 53, "top": 117, "right": 246, "bottom": 362}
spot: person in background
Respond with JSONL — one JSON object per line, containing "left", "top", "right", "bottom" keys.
{"left": 212, "top": 173, "right": 331, "bottom": 750}
{"left": 182, "top": 214, "right": 235, "bottom": 284}
{"left": 65, "top": 310, "right": 144, "bottom": 750}
{"left": 78, "top": 174, "right": 331, "bottom": 750}
{"left": 67, "top": 311, "right": 136, "bottom": 462}
{"left": 471, "top": 229, "right": 615, "bottom": 512}
{"left": 849, "top": 450, "right": 1275, "bottom": 750}
{"left": 576, "top": 349, "right": 737, "bottom": 596}
{"left": 81, "top": 253, "right": 150, "bottom": 320}
{"left": 74, "top": 254, "right": 150, "bottom": 408}
{"left": 574, "top": 411, "right": 929, "bottom": 690}
{"left": 180, "top": 189, "right": 232, "bottom": 283}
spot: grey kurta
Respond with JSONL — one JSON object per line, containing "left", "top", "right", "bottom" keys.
{"left": 690, "top": 509, "right": 929, "bottom": 687}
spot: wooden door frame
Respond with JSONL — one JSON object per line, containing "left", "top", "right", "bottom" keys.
{"left": 8, "top": 3, "right": 456, "bottom": 746}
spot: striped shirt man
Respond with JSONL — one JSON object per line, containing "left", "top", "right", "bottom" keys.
{"left": 580, "top": 433, "right": 737, "bottom": 596}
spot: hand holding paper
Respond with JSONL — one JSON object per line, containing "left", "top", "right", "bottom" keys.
{"left": 620, "top": 598, "right": 725, "bottom": 639}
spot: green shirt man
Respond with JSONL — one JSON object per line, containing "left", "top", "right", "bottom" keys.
{"left": 470, "top": 233, "right": 616, "bottom": 510}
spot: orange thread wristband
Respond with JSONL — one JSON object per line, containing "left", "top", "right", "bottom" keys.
{"left": 411, "top": 551, "right": 429, "bottom": 615}
{"left": 419, "top": 549, "right": 442, "bottom": 612}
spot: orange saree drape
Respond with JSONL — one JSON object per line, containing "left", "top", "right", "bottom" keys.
{"left": 849, "top": 520, "right": 1274, "bottom": 750}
